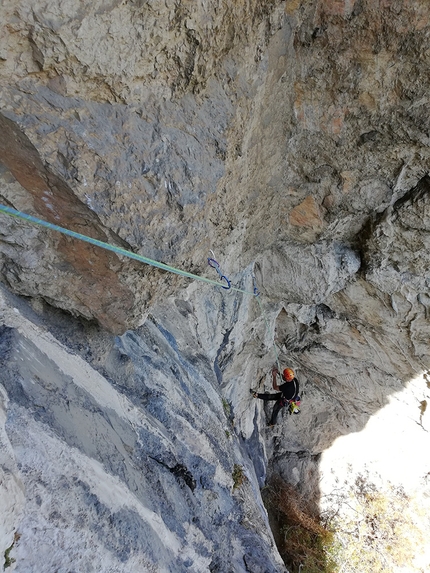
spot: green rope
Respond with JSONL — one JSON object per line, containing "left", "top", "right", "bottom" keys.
{"left": 0, "top": 203, "right": 285, "bottom": 374}
{"left": 255, "top": 293, "right": 282, "bottom": 376}
{"left": 0, "top": 204, "right": 255, "bottom": 295}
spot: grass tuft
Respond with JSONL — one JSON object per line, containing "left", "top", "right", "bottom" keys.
{"left": 263, "top": 476, "right": 336, "bottom": 573}
{"left": 222, "top": 398, "right": 231, "bottom": 418}
{"left": 3, "top": 532, "right": 20, "bottom": 570}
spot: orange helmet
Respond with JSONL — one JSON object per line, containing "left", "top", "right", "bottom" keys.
{"left": 283, "top": 368, "right": 295, "bottom": 381}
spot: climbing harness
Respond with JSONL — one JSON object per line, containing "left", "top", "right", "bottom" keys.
{"left": 279, "top": 379, "right": 301, "bottom": 414}
{"left": 288, "top": 379, "right": 301, "bottom": 414}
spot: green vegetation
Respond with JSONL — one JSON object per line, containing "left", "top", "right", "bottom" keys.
{"left": 3, "top": 545, "right": 14, "bottom": 569}
{"left": 222, "top": 398, "right": 234, "bottom": 437}
{"left": 222, "top": 398, "right": 231, "bottom": 418}
{"left": 323, "top": 475, "right": 425, "bottom": 573}
{"left": 232, "top": 464, "right": 246, "bottom": 490}
{"left": 263, "top": 474, "right": 425, "bottom": 573}
{"left": 3, "top": 532, "right": 20, "bottom": 570}
{"left": 263, "top": 476, "right": 336, "bottom": 573}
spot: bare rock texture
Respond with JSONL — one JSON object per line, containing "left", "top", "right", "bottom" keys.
{"left": 0, "top": 285, "right": 286, "bottom": 573}
{"left": 1, "top": 0, "right": 430, "bottom": 571}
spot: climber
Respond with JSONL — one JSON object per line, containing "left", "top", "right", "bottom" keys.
{"left": 250, "top": 366, "right": 300, "bottom": 426}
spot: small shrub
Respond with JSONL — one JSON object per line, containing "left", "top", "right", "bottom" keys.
{"left": 263, "top": 476, "right": 336, "bottom": 573}
{"left": 264, "top": 473, "right": 426, "bottom": 573}
{"left": 323, "top": 475, "right": 425, "bottom": 573}
{"left": 4, "top": 532, "right": 20, "bottom": 570}
{"left": 4, "top": 542, "right": 16, "bottom": 569}
{"left": 222, "top": 398, "right": 231, "bottom": 418}
{"left": 232, "top": 464, "right": 246, "bottom": 489}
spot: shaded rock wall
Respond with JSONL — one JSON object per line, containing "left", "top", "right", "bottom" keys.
{"left": 1, "top": 0, "right": 430, "bottom": 571}
{"left": 1, "top": 0, "right": 286, "bottom": 331}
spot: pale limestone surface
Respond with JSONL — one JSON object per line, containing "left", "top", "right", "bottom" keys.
{"left": 0, "top": 285, "right": 285, "bottom": 572}
{"left": 0, "top": 385, "right": 25, "bottom": 558}
{"left": 0, "top": 0, "right": 430, "bottom": 571}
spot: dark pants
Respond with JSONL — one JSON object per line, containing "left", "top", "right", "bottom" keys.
{"left": 256, "top": 392, "right": 285, "bottom": 425}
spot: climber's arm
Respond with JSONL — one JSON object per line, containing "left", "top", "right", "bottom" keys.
{"left": 271, "top": 366, "right": 280, "bottom": 391}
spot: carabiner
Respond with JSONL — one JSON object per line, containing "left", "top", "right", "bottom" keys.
{"left": 220, "top": 275, "right": 231, "bottom": 290}
{"left": 252, "top": 275, "right": 260, "bottom": 296}
{"left": 208, "top": 257, "right": 220, "bottom": 270}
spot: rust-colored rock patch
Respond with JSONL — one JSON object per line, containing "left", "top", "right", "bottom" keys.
{"left": 289, "top": 196, "right": 324, "bottom": 230}
{"left": 0, "top": 113, "right": 135, "bottom": 333}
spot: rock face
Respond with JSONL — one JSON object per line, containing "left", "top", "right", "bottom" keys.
{"left": 1, "top": 0, "right": 430, "bottom": 571}
{"left": 0, "top": 285, "right": 286, "bottom": 572}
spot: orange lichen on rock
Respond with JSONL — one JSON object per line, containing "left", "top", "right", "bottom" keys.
{"left": 289, "top": 196, "right": 324, "bottom": 229}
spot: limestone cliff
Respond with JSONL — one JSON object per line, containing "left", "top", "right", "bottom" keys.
{"left": 1, "top": 1, "right": 429, "bottom": 572}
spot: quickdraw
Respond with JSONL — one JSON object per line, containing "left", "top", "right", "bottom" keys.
{"left": 0, "top": 205, "right": 258, "bottom": 295}
{"left": 252, "top": 274, "right": 260, "bottom": 296}
{"left": 207, "top": 251, "right": 231, "bottom": 290}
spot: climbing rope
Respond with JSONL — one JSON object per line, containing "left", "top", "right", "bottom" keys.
{"left": 0, "top": 203, "right": 286, "bottom": 379}
{"left": 255, "top": 288, "right": 283, "bottom": 377}
{"left": 206, "top": 253, "right": 282, "bottom": 378}
{"left": 251, "top": 272, "right": 284, "bottom": 384}
{"left": 0, "top": 204, "right": 254, "bottom": 295}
